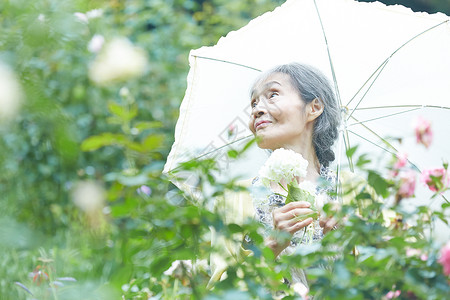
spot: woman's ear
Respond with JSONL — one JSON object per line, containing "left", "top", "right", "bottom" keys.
{"left": 307, "top": 98, "right": 324, "bottom": 122}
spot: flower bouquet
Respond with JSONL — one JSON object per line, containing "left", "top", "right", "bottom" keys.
{"left": 258, "top": 148, "right": 320, "bottom": 222}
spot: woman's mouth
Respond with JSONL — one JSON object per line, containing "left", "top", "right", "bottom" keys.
{"left": 255, "top": 120, "right": 271, "bottom": 130}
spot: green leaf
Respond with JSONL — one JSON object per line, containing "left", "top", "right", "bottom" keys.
{"left": 227, "top": 149, "right": 238, "bottom": 158}
{"left": 285, "top": 184, "right": 315, "bottom": 205}
{"left": 346, "top": 146, "right": 358, "bottom": 159}
{"left": 134, "top": 121, "right": 163, "bottom": 131}
{"left": 293, "top": 211, "right": 318, "bottom": 222}
{"left": 108, "top": 101, "right": 126, "bottom": 118}
{"left": 239, "top": 138, "right": 256, "bottom": 154}
{"left": 143, "top": 135, "right": 164, "bottom": 151}
{"left": 81, "top": 133, "right": 129, "bottom": 151}
{"left": 356, "top": 154, "right": 371, "bottom": 167}
{"left": 228, "top": 223, "right": 242, "bottom": 234}
{"left": 107, "top": 101, "right": 138, "bottom": 122}
{"left": 355, "top": 192, "right": 372, "bottom": 200}
{"left": 367, "top": 171, "right": 389, "bottom": 198}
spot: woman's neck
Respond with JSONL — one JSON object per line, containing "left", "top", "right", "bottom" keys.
{"left": 275, "top": 140, "right": 320, "bottom": 183}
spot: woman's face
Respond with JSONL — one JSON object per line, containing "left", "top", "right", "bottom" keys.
{"left": 248, "top": 73, "right": 313, "bottom": 150}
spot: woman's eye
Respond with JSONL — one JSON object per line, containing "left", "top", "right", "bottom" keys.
{"left": 251, "top": 100, "right": 257, "bottom": 108}
{"left": 269, "top": 92, "right": 278, "bottom": 98}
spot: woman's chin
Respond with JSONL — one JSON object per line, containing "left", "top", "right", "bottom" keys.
{"left": 255, "top": 135, "right": 277, "bottom": 150}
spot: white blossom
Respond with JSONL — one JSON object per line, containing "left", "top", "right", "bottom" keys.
{"left": 0, "top": 62, "right": 22, "bottom": 121}
{"left": 86, "top": 9, "right": 103, "bottom": 19}
{"left": 87, "top": 34, "right": 105, "bottom": 53}
{"left": 74, "top": 12, "right": 88, "bottom": 24}
{"left": 71, "top": 181, "right": 105, "bottom": 212}
{"left": 88, "top": 38, "right": 148, "bottom": 85}
{"left": 38, "top": 14, "right": 46, "bottom": 22}
{"left": 298, "top": 180, "right": 316, "bottom": 194}
{"left": 74, "top": 9, "right": 103, "bottom": 24}
{"left": 163, "top": 260, "right": 192, "bottom": 276}
{"left": 258, "top": 148, "right": 308, "bottom": 188}
{"left": 314, "top": 193, "right": 326, "bottom": 211}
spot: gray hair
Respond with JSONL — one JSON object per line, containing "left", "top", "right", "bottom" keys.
{"left": 256, "top": 63, "right": 341, "bottom": 167}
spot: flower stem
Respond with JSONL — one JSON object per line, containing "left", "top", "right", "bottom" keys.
{"left": 278, "top": 182, "right": 288, "bottom": 194}
{"left": 293, "top": 211, "right": 318, "bottom": 222}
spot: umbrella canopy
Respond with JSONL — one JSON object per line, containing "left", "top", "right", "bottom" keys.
{"left": 164, "top": 0, "right": 450, "bottom": 237}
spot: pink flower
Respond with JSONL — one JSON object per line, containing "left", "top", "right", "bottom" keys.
{"left": 386, "top": 290, "right": 401, "bottom": 299}
{"left": 137, "top": 185, "right": 152, "bottom": 196}
{"left": 420, "top": 254, "right": 428, "bottom": 261}
{"left": 414, "top": 116, "right": 433, "bottom": 148}
{"left": 438, "top": 241, "right": 450, "bottom": 276}
{"left": 398, "top": 170, "right": 416, "bottom": 198}
{"left": 227, "top": 123, "right": 236, "bottom": 138}
{"left": 406, "top": 248, "right": 420, "bottom": 257}
{"left": 406, "top": 248, "right": 428, "bottom": 261}
{"left": 420, "top": 168, "right": 449, "bottom": 192}
{"left": 393, "top": 152, "right": 408, "bottom": 170}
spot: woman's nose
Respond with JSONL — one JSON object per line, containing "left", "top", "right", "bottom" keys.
{"left": 252, "top": 99, "right": 267, "bottom": 118}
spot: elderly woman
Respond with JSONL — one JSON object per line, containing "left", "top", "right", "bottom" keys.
{"left": 209, "top": 63, "right": 341, "bottom": 294}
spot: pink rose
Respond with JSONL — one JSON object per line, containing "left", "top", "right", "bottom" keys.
{"left": 420, "top": 168, "right": 449, "bottom": 192}
{"left": 438, "top": 241, "right": 450, "bottom": 276}
{"left": 414, "top": 116, "right": 433, "bottom": 148}
{"left": 386, "top": 290, "right": 401, "bottom": 299}
{"left": 227, "top": 123, "right": 236, "bottom": 138}
{"left": 406, "top": 248, "right": 428, "bottom": 261}
{"left": 398, "top": 170, "right": 416, "bottom": 198}
{"left": 393, "top": 152, "right": 408, "bottom": 170}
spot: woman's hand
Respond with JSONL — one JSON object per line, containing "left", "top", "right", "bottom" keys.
{"left": 266, "top": 201, "right": 314, "bottom": 258}
{"left": 319, "top": 215, "right": 338, "bottom": 234}
{"left": 319, "top": 202, "right": 342, "bottom": 234}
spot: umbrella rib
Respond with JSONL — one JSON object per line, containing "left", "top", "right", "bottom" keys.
{"left": 313, "top": 0, "right": 342, "bottom": 108}
{"left": 354, "top": 105, "right": 450, "bottom": 110}
{"left": 347, "top": 107, "right": 421, "bottom": 127}
{"left": 348, "top": 114, "right": 398, "bottom": 152}
{"left": 195, "top": 134, "right": 254, "bottom": 160}
{"left": 347, "top": 129, "right": 397, "bottom": 156}
{"left": 169, "top": 134, "right": 254, "bottom": 173}
{"left": 346, "top": 61, "right": 389, "bottom": 121}
{"left": 348, "top": 128, "right": 422, "bottom": 173}
{"left": 345, "top": 19, "right": 449, "bottom": 115}
{"left": 342, "top": 128, "right": 354, "bottom": 172}
{"left": 192, "top": 55, "right": 262, "bottom": 72}
{"left": 345, "top": 60, "right": 388, "bottom": 108}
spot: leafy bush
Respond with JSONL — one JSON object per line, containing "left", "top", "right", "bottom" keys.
{"left": 1, "top": 0, "right": 448, "bottom": 299}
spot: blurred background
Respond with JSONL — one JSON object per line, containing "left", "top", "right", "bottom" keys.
{"left": 0, "top": 0, "right": 448, "bottom": 299}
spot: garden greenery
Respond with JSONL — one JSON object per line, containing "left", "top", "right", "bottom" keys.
{"left": 0, "top": 0, "right": 449, "bottom": 299}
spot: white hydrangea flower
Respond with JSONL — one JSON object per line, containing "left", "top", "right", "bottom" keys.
{"left": 0, "top": 62, "right": 22, "bottom": 121}
{"left": 314, "top": 193, "right": 326, "bottom": 211}
{"left": 298, "top": 180, "right": 316, "bottom": 194}
{"left": 89, "top": 38, "right": 148, "bottom": 85}
{"left": 258, "top": 148, "right": 308, "bottom": 188}
{"left": 71, "top": 181, "right": 105, "bottom": 212}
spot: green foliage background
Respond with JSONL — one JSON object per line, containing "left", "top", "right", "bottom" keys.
{"left": 0, "top": 0, "right": 449, "bottom": 299}
{"left": 0, "top": 0, "right": 284, "bottom": 298}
